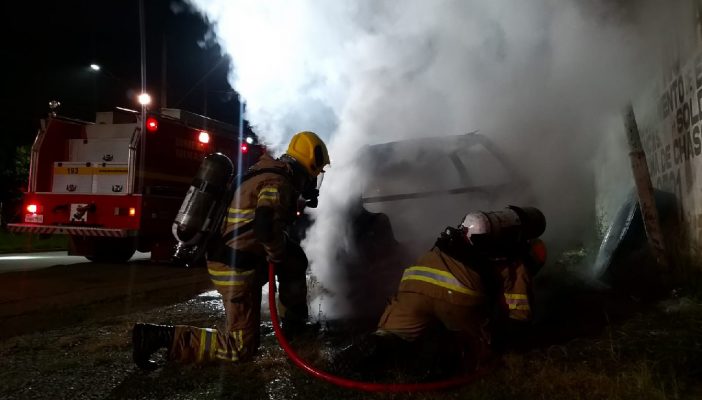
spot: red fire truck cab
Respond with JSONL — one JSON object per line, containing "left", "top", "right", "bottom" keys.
{"left": 8, "top": 108, "right": 264, "bottom": 262}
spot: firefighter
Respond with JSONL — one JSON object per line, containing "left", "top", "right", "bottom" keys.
{"left": 132, "top": 131, "right": 330, "bottom": 369}
{"left": 336, "top": 206, "right": 546, "bottom": 376}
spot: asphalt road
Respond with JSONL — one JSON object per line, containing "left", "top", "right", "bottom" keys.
{"left": 0, "top": 252, "right": 212, "bottom": 339}
{"left": 0, "top": 251, "right": 151, "bottom": 273}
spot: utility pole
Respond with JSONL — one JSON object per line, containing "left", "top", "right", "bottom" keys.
{"left": 203, "top": 74, "right": 208, "bottom": 117}
{"left": 139, "top": 0, "right": 146, "bottom": 106}
{"left": 161, "top": 33, "right": 167, "bottom": 108}
{"left": 138, "top": 0, "right": 147, "bottom": 193}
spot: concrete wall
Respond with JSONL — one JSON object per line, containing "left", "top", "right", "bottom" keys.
{"left": 595, "top": 1, "right": 702, "bottom": 266}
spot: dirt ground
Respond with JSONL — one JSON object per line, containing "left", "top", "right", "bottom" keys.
{"left": 1, "top": 256, "right": 701, "bottom": 399}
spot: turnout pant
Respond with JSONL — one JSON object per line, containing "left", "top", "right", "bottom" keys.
{"left": 376, "top": 291, "right": 491, "bottom": 369}
{"left": 168, "top": 243, "right": 308, "bottom": 363}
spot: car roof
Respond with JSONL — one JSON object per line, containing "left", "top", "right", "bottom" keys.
{"left": 361, "top": 132, "right": 523, "bottom": 203}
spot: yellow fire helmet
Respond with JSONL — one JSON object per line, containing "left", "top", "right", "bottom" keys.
{"left": 285, "top": 131, "right": 330, "bottom": 177}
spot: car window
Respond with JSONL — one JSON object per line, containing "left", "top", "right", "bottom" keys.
{"left": 363, "top": 143, "right": 464, "bottom": 199}
{"left": 358, "top": 134, "right": 522, "bottom": 246}
{"left": 362, "top": 135, "right": 513, "bottom": 200}
{"left": 452, "top": 145, "right": 512, "bottom": 187}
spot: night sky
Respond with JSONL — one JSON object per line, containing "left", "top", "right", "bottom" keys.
{"left": 1, "top": 0, "right": 239, "bottom": 165}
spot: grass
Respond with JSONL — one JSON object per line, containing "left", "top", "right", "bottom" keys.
{"left": 0, "top": 229, "right": 68, "bottom": 253}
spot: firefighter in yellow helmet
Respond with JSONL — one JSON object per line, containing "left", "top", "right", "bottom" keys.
{"left": 133, "top": 131, "right": 330, "bottom": 369}
{"left": 335, "top": 206, "right": 546, "bottom": 376}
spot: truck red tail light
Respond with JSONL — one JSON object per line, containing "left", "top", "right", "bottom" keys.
{"left": 129, "top": 207, "right": 136, "bottom": 217}
{"left": 198, "top": 131, "right": 210, "bottom": 144}
{"left": 24, "top": 203, "right": 44, "bottom": 223}
{"left": 146, "top": 117, "right": 159, "bottom": 132}
{"left": 241, "top": 144, "right": 249, "bottom": 153}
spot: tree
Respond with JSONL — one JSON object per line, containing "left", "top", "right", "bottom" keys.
{"left": 0, "top": 145, "right": 30, "bottom": 226}
{"left": 14, "top": 145, "right": 30, "bottom": 187}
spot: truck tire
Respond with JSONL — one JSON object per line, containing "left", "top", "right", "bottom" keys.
{"left": 84, "top": 237, "right": 137, "bottom": 263}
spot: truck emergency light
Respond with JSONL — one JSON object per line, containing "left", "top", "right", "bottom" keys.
{"left": 198, "top": 131, "right": 210, "bottom": 144}
{"left": 146, "top": 117, "right": 158, "bottom": 132}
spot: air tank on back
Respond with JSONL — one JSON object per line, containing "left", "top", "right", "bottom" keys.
{"left": 461, "top": 206, "right": 546, "bottom": 249}
{"left": 172, "top": 152, "right": 234, "bottom": 265}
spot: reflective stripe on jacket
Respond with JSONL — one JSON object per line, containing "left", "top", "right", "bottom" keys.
{"left": 496, "top": 260, "right": 532, "bottom": 321}
{"left": 401, "top": 266, "right": 481, "bottom": 297}
{"left": 397, "top": 247, "right": 485, "bottom": 306}
{"left": 226, "top": 208, "right": 254, "bottom": 224}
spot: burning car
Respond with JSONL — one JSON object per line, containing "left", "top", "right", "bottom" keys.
{"left": 309, "top": 132, "right": 535, "bottom": 322}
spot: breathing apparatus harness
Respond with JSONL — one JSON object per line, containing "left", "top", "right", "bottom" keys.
{"left": 209, "top": 160, "right": 321, "bottom": 264}
{"left": 433, "top": 226, "right": 503, "bottom": 314}
{"left": 172, "top": 152, "right": 318, "bottom": 267}
{"left": 433, "top": 206, "right": 547, "bottom": 324}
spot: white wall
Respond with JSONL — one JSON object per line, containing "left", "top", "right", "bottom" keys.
{"left": 595, "top": 1, "right": 702, "bottom": 265}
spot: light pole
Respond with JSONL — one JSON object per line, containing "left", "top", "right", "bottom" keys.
{"left": 88, "top": 63, "right": 120, "bottom": 80}
{"left": 87, "top": 63, "right": 125, "bottom": 113}
{"left": 88, "top": 63, "right": 100, "bottom": 113}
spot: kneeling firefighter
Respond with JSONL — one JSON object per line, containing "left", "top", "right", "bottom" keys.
{"left": 336, "top": 206, "right": 547, "bottom": 377}
{"left": 133, "top": 131, "right": 330, "bottom": 369}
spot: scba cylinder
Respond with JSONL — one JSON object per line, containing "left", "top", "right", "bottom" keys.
{"left": 172, "top": 153, "right": 234, "bottom": 246}
{"left": 461, "top": 206, "right": 546, "bottom": 247}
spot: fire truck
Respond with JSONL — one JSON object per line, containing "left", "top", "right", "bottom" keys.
{"left": 8, "top": 107, "right": 264, "bottom": 262}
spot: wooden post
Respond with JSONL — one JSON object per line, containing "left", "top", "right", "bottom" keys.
{"left": 622, "top": 103, "right": 669, "bottom": 269}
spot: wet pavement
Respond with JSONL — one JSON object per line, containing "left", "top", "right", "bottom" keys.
{"left": 0, "top": 288, "right": 351, "bottom": 400}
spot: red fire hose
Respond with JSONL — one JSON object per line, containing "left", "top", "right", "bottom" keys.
{"left": 267, "top": 262, "right": 499, "bottom": 392}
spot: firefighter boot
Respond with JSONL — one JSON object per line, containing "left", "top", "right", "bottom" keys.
{"left": 132, "top": 323, "right": 175, "bottom": 370}
{"left": 331, "top": 332, "right": 409, "bottom": 379}
{"left": 278, "top": 277, "right": 313, "bottom": 341}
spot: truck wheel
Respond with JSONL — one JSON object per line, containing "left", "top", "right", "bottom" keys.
{"left": 85, "top": 237, "right": 137, "bottom": 263}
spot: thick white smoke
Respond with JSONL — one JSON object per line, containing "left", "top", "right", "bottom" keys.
{"left": 187, "top": 0, "right": 691, "bottom": 318}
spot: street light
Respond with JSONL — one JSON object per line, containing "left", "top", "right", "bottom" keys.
{"left": 137, "top": 93, "right": 151, "bottom": 106}
{"left": 89, "top": 64, "right": 101, "bottom": 72}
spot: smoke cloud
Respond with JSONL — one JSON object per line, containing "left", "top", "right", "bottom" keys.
{"left": 187, "top": 0, "right": 693, "bottom": 318}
